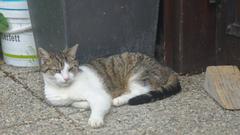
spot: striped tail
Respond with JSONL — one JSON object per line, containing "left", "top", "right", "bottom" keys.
{"left": 128, "top": 74, "right": 181, "bottom": 105}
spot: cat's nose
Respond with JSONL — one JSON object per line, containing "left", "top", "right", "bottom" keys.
{"left": 63, "top": 76, "right": 69, "bottom": 81}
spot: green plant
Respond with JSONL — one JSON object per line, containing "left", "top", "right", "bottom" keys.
{"left": 0, "top": 12, "right": 8, "bottom": 63}
{"left": 0, "top": 13, "right": 9, "bottom": 33}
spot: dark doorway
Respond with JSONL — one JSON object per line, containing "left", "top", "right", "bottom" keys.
{"left": 162, "top": 0, "right": 216, "bottom": 74}
{"left": 162, "top": 0, "right": 240, "bottom": 74}
{"left": 216, "top": 0, "right": 240, "bottom": 65}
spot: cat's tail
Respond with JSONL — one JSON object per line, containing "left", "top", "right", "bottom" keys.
{"left": 128, "top": 74, "right": 181, "bottom": 105}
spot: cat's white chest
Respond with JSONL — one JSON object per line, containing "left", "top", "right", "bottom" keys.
{"left": 43, "top": 65, "right": 110, "bottom": 106}
{"left": 44, "top": 85, "right": 73, "bottom": 106}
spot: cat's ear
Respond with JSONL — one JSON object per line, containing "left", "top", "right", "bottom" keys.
{"left": 38, "top": 48, "right": 50, "bottom": 64}
{"left": 64, "top": 44, "right": 79, "bottom": 59}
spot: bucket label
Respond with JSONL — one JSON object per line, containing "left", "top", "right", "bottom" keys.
{"left": 1, "top": 32, "right": 39, "bottom": 67}
{"left": 1, "top": 32, "right": 37, "bottom": 56}
{"left": 2, "top": 34, "right": 20, "bottom": 42}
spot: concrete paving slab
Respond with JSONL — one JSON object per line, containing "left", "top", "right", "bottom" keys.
{"left": 13, "top": 71, "right": 81, "bottom": 115}
{"left": 0, "top": 76, "right": 59, "bottom": 128}
{"left": 1, "top": 64, "right": 240, "bottom": 134}
{"left": 0, "top": 65, "right": 39, "bottom": 75}
{"left": 13, "top": 72, "right": 45, "bottom": 99}
{"left": 0, "top": 70, "right": 5, "bottom": 77}
{"left": 56, "top": 107, "right": 81, "bottom": 116}
{"left": 0, "top": 118, "right": 82, "bottom": 135}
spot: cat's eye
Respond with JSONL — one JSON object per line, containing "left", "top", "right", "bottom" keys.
{"left": 69, "top": 67, "right": 74, "bottom": 71}
{"left": 53, "top": 69, "right": 61, "bottom": 73}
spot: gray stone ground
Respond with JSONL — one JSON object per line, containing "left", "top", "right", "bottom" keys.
{"left": 0, "top": 64, "right": 240, "bottom": 135}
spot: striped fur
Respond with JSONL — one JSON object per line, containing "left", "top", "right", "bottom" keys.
{"left": 87, "top": 52, "right": 181, "bottom": 104}
{"left": 38, "top": 47, "right": 80, "bottom": 76}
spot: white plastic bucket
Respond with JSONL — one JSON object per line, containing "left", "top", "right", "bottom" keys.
{"left": 0, "top": 0, "right": 39, "bottom": 67}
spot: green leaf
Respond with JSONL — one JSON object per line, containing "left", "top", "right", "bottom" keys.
{"left": 0, "top": 13, "right": 9, "bottom": 33}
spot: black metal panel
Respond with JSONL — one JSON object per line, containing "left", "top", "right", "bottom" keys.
{"left": 28, "top": 0, "right": 160, "bottom": 64}
{"left": 65, "top": 0, "right": 159, "bottom": 63}
{"left": 28, "top": 0, "right": 67, "bottom": 51}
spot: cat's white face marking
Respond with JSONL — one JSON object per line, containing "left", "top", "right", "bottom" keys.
{"left": 61, "top": 62, "right": 71, "bottom": 80}
{"left": 53, "top": 62, "right": 74, "bottom": 87}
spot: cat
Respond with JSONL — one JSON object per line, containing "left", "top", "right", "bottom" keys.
{"left": 38, "top": 44, "right": 181, "bottom": 128}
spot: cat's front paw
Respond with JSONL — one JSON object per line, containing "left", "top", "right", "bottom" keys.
{"left": 88, "top": 117, "right": 104, "bottom": 128}
{"left": 113, "top": 97, "right": 127, "bottom": 106}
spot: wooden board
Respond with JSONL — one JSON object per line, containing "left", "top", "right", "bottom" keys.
{"left": 204, "top": 66, "right": 240, "bottom": 110}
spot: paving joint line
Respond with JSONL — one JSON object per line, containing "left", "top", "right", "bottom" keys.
{"left": 1, "top": 70, "right": 45, "bottom": 102}
{"left": 1, "top": 68, "right": 83, "bottom": 129}
{"left": 0, "top": 66, "right": 40, "bottom": 74}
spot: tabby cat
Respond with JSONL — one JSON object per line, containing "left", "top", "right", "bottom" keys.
{"left": 38, "top": 44, "right": 181, "bottom": 128}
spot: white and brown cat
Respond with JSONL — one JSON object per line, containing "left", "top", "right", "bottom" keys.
{"left": 38, "top": 44, "right": 181, "bottom": 128}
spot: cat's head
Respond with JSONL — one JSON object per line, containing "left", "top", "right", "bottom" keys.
{"left": 38, "top": 44, "right": 80, "bottom": 87}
